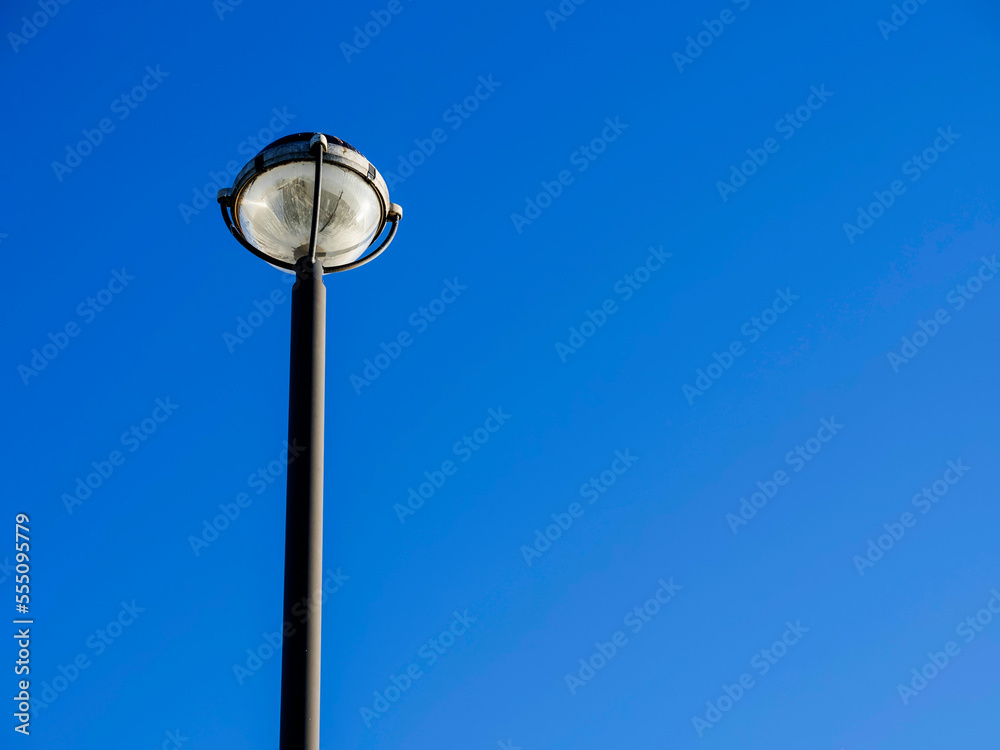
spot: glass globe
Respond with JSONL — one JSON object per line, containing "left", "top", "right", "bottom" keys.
{"left": 236, "top": 161, "right": 383, "bottom": 268}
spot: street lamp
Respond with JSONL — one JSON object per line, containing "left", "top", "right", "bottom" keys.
{"left": 217, "top": 131, "right": 401, "bottom": 750}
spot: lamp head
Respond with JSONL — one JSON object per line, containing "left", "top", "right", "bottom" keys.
{"left": 218, "top": 132, "right": 401, "bottom": 273}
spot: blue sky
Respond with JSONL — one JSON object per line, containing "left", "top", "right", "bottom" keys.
{"left": 3, "top": 0, "right": 1000, "bottom": 747}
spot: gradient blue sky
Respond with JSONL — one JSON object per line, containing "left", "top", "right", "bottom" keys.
{"left": 3, "top": 0, "right": 1000, "bottom": 748}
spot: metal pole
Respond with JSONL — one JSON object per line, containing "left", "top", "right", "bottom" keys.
{"left": 279, "top": 142, "right": 327, "bottom": 750}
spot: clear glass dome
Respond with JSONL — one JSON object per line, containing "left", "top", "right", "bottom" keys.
{"left": 236, "top": 161, "right": 383, "bottom": 268}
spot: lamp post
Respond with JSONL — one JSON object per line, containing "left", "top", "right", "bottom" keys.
{"left": 217, "top": 131, "right": 401, "bottom": 749}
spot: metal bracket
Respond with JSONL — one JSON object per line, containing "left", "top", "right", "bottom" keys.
{"left": 309, "top": 133, "right": 328, "bottom": 153}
